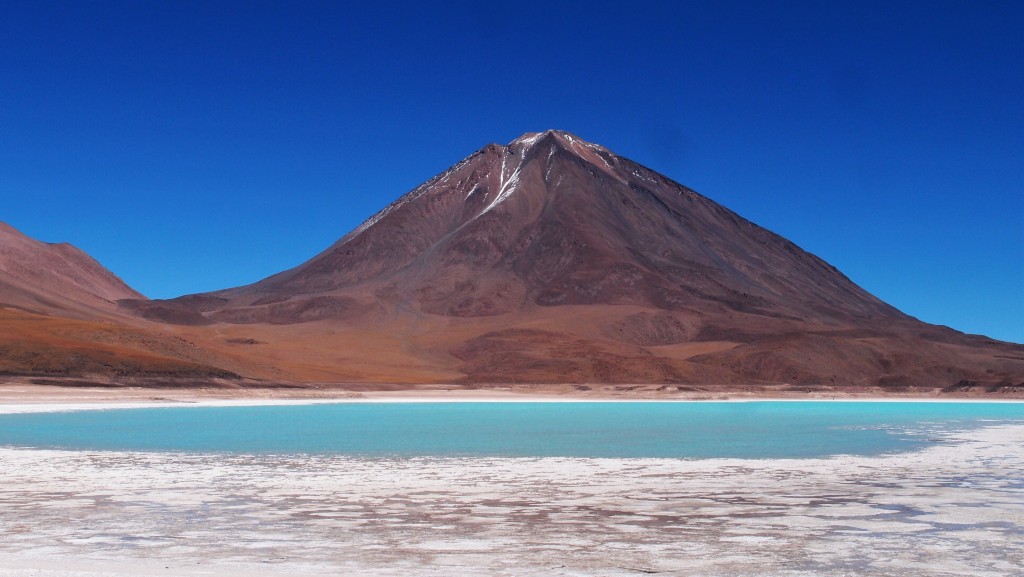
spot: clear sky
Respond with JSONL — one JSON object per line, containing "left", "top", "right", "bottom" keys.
{"left": 1, "top": 1, "right": 1021, "bottom": 343}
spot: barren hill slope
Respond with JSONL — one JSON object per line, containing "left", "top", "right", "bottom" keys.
{"left": 0, "top": 222, "right": 143, "bottom": 318}
{"left": 0, "top": 224, "right": 253, "bottom": 381}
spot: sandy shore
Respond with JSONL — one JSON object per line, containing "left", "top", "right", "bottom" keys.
{"left": 1, "top": 406, "right": 1022, "bottom": 576}
{"left": 1, "top": 382, "right": 1022, "bottom": 414}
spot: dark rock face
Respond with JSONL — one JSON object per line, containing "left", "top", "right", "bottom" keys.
{"left": 127, "top": 130, "right": 1023, "bottom": 388}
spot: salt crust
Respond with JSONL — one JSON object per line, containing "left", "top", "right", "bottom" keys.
{"left": 0, "top": 416, "right": 1021, "bottom": 576}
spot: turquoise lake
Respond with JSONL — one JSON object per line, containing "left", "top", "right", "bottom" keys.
{"left": 1, "top": 401, "right": 1022, "bottom": 459}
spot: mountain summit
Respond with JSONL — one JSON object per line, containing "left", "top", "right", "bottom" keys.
{"left": 170, "top": 130, "right": 899, "bottom": 321}
{"left": 122, "top": 130, "right": 1022, "bottom": 389}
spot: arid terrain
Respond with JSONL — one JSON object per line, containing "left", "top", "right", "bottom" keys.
{"left": 2, "top": 131, "right": 1022, "bottom": 395}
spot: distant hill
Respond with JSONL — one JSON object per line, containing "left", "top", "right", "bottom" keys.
{"left": 0, "top": 223, "right": 243, "bottom": 380}
{"left": 0, "top": 222, "right": 143, "bottom": 319}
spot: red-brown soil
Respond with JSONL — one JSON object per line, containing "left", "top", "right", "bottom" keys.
{"left": 0, "top": 308, "right": 239, "bottom": 379}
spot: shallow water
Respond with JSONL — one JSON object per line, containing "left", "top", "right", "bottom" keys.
{"left": 1, "top": 401, "right": 1022, "bottom": 458}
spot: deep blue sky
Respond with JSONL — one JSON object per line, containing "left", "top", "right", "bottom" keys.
{"left": 1, "top": 1, "right": 1021, "bottom": 343}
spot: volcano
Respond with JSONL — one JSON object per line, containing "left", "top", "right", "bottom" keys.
{"left": 145, "top": 130, "right": 901, "bottom": 322}
{"left": 117, "top": 130, "right": 1021, "bottom": 391}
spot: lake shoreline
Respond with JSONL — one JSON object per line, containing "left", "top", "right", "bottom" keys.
{"left": 2, "top": 381, "right": 1023, "bottom": 414}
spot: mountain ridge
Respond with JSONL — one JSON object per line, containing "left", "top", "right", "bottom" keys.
{"left": 0, "top": 221, "right": 145, "bottom": 318}
{"left": 0, "top": 223, "right": 252, "bottom": 380}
